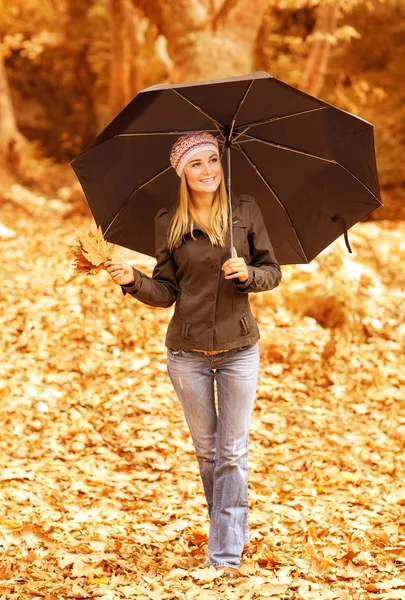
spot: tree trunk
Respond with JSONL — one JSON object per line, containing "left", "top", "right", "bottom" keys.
{"left": 109, "top": 0, "right": 141, "bottom": 119}
{"left": 133, "top": 0, "right": 272, "bottom": 82}
{"left": 128, "top": 6, "right": 146, "bottom": 93}
{"left": 299, "top": 0, "right": 340, "bottom": 97}
{"left": 62, "top": 0, "right": 99, "bottom": 150}
{"left": 0, "top": 48, "right": 25, "bottom": 170}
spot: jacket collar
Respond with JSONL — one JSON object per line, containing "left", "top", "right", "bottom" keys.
{"left": 171, "top": 192, "right": 243, "bottom": 248}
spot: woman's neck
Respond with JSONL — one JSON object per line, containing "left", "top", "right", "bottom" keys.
{"left": 190, "top": 191, "right": 215, "bottom": 213}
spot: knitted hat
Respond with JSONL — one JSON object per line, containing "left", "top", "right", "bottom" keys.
{"left": 170, "top": 131, "right": 220, "bottom": 177}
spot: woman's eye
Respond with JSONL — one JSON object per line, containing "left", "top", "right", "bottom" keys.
{"left": 211, "top": 158, "right": 217, "bottom": 163}
{"left": 191, "top": 162, "right": 200, "bottom": 167}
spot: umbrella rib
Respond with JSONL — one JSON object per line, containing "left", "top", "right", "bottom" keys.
{"left": 239, "top": 133, "right": 382, "bottom": 203}
{"left": 233, "top": 106, "right": 328, "bottom": 143}
{"left": 237, "top": 133, "right": 336, "bottom": 164}
{"left": 235, "top": 142, "right": 309, "bottom": 262}
{"left": 335, "top": 163, "right": 382, "bottom": 203}
{"left": 228, "top": 80, "right": 255, "bottom": 141}
{"left": 117, "top": 129, "right": 218, "bottom": 137}
{"left": 171, "top": 89, "right": 225, "bottom": 140}
{"left": 103, "top": 166, "right": 172, "bottom": 238}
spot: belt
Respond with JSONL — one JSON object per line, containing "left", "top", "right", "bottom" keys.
{"left": 189, "top": 349, "right": 231, "bottom": 356}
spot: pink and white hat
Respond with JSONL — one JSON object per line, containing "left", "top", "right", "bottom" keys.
{"left": 170, "top": 131, "right": 220, "bottom": 177}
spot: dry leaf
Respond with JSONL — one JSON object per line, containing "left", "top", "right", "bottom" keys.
{"left": 71, "top": 584, "right": 89, "bottom": 598}
{"left": 70, "top": 226, "right": 115, "bottom": 276}
{"left": 259, "top": 584, "right": 289, "bottom": 596}
{"left": 189, "top": 567, "right": 223, "bottom": 583}
{"left": 188, "top": 527, "right": 208, "bottom": 545}
{"left": 164, "top": 568, "right": 189, "bottom": 580}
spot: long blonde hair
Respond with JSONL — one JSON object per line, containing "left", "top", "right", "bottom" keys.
{"left": 167, "top": 167, "right": 230, "bottom": 253}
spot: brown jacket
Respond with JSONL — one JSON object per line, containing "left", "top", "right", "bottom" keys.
{"left": 121, "top": 192, "right": 282, "bottom": 350}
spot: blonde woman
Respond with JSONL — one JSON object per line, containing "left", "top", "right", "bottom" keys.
{"left": 105, "top": 131, "right": 282, "bottom": 577}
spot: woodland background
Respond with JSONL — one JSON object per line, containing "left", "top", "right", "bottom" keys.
{"left": 0, "top": 1, "right": 404, "bottom": 599}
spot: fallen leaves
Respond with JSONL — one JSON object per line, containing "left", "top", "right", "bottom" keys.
{"left": 70, "top": 226, "right": 114, "bottom": 275}
{"left": 0, "top": 200, "right": 404, "bottom": 599}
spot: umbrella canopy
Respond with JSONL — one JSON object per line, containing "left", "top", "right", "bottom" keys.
{"left": 70, "top": 71, "right": 382, "bottom": 264}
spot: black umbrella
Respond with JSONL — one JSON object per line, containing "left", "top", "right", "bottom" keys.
{"left": 70, "top": 71, "right": 382, "bottom": 264}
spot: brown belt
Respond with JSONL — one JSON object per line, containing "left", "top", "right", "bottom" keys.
{"left": 189, "top": 348, "right": 231, "bottom": 356}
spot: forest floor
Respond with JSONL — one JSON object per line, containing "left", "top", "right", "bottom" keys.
{"left": 0, "top": 192, "right": 404, "bottom": 600}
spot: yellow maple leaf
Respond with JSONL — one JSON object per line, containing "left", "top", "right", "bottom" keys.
{"left": 70, "top": 226, "right": 115, "bottom": 276}
{"left": 92, "top": 577, "right": 110, "bottom": 585}
{"left": 88, "top": 573, "right": 110, "bottom": 584}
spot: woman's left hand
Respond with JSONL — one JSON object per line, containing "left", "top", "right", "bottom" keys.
{"left": 221, "top": 247, "right": 249, "bottom": 282}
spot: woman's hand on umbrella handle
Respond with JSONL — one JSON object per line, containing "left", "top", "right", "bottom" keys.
{"left": 221, "top": 247, "right": 249, "bottom": 282}
{"left": 104, "top": 261, "right": 135, "bottom": 286}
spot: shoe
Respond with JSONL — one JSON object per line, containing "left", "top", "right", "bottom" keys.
{"left": 215, "top": 566, "right": 240, "bottom": 579}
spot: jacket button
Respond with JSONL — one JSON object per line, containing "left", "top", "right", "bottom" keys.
{"left": 211, "top": 266, "right": 219, "bottom": 274}
{"left": 207, "top": 294, "right": 215, "bottom": 301}
{"left": 206, "top": 321, "right": 213, "bottom": 328}
{"left": 232, "top": 218, "right": 238, "bottom": 224}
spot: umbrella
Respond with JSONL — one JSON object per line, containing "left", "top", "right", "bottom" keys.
{"left": 70, "top": 71, "right": 382, "bottom": 264}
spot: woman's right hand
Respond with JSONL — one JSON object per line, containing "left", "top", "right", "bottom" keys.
{"left": 104, "top": 261, "right": 135, "bottom": 286}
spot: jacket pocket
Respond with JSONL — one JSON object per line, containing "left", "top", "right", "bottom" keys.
{"left": 232, "top": 223, "right": 250, "bottom": 259}
{"left": 181, "top": 323, "right": 191, "bottom": 339}
{"left": 240, "top": 315, "right": 250, "bottom": 336}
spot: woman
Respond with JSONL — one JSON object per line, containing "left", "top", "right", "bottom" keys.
{"left": 104, "top": 131, "right": 282, "bottom": 577}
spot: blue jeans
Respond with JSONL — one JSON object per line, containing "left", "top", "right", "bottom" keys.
{"left": 166, "top": 342, "right": 260, "bottom": 568}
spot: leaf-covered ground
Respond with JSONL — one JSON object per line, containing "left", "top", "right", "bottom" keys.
{"left": 0, "top": 200, "right": 404, "bottom": 600}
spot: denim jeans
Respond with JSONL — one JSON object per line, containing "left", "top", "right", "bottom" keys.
{"left": 166, "top": 342, "right": 260, "bottom": 568}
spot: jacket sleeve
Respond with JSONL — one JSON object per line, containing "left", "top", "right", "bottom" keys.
{"left": 120, "top": 208, "right": 178, "bottom": 308}
{"left": 233, "top": 196, "right": 282, "bottom": 294}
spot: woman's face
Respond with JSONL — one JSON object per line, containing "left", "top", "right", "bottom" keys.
{"left": 183, "top": 150, "right": 222, "bottom": 195}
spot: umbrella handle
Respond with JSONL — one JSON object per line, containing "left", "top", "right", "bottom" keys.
{"left": 343, "top": 231, "right": 352, "bottom": 254}
{"left": 331, "top": 215, "right": 352, "bottom": 254}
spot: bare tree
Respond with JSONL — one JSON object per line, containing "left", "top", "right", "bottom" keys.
{"left": 133, "top": 0, "right": 272, "bottom": 82}
{"left": 0, "top": 47, "right": 25, "bottom": 170}
{"left": 299, "top": 0, "right": 340, "bottom": 97}
{"left": 108, "top": 0, "right": 138, "bottom": 119}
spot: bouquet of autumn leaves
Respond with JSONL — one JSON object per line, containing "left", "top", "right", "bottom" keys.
{"left": 70, "top": 227, "right": 115, "bottom": 275}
